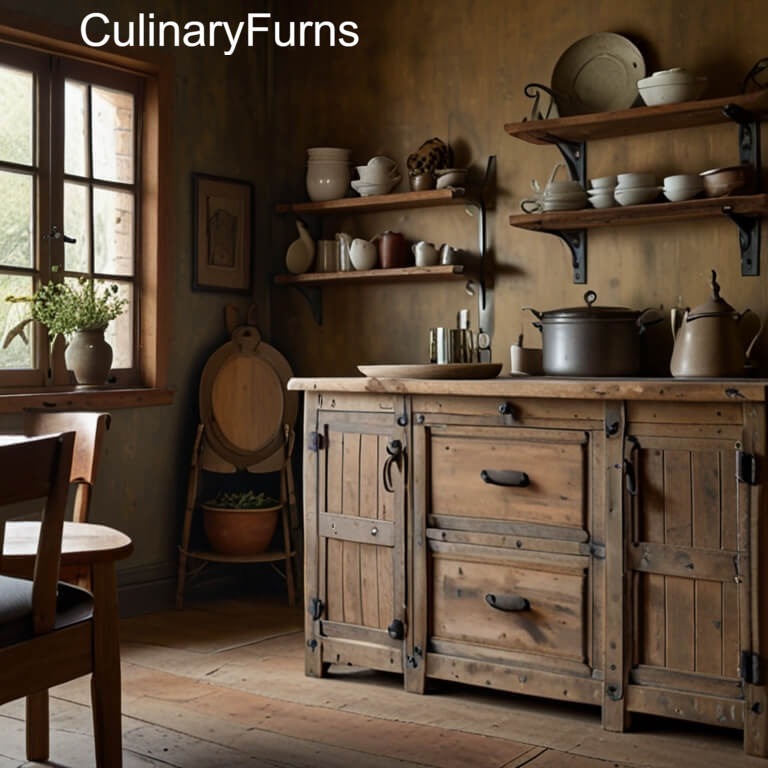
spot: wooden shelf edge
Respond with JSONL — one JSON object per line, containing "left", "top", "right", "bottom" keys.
{"left": 273, "top": 265, "right": 468, "bottom": 286}
{"left": 508, "top": 194, "right": 768, "bottom": 231}
{"left": 184, "top": 548, "right": 296, "bottom": 564}
{"left": 0, "top": 387, "right": 175, "bottom": 414}
{"left": 276, "top": 188, "right": 467, "bottom": 214}
{"left": 504, "top": 91, "right": 768, "bottom": 145}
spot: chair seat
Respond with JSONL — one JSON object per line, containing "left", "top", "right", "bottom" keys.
{"left": 0, "top": 576, "right": 94, "bottom": 648}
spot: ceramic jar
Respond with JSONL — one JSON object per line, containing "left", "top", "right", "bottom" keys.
{"left": 65, "top": 329, "right": 113, "bottom": 385}
{"left": 377, "top": 231, "right": 408, "bottom": 269}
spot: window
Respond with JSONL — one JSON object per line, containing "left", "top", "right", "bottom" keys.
{"left": 0, "top": 42, "right": 145, "bottom": 388}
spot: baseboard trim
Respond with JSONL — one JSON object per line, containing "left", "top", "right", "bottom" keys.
{"left": 118, "top": 560, "right": 177, "bottom": 618}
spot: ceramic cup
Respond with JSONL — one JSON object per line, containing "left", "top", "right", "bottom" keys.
{"left": 412, "top": 241, "right": 439, "bottom": 267}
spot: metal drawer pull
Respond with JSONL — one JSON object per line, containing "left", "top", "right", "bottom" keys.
{"left": 383, "top": 439, "right": 403, "bottom": 494}
{"left": 485, "top": 594, "right": 530, "bottom": 612}
{"left": 388, "top": 618, "right": 404, "bottom": 640}
{"left": 480, "top": 469, "right": 530, "bottom": 488}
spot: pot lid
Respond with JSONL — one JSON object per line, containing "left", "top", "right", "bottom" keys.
{"left": 537, "top": 290, "right": 639, "bottom": 320}
{"left": 688, "top": 270, "right": 737, "bottom": 318}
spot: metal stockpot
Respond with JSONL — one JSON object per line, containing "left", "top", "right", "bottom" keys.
{"left": 524, "top": 291, "right": 662, "bottom": 377}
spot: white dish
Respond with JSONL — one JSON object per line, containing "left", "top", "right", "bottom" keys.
{"left": 617, "top": 172, "right": 656, "bottom": 187}
{"left": 637, "top": 69, "right": 707, "bottom": 106}
{"left": 351, "top": 177, "right": 400, "bottom": 197}
{"left": 436, "top": 169, "right": 468, "bottom": 188}
{"left": 614, "top": 186, "right": 661, "bottom": 206}
{"left": 589, "top": 194, "right": 617, "bottom": 208}
{"left": 551, "top": 32, "right": 645, "bottom": 116}
{"left": 590, "top": 175, "right": 617, "bottom": 189}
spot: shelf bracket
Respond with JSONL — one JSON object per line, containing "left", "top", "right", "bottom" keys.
{"left": 722, "top": 103, "right": 761, "bottom": 180}
{"left": 722, "top": 206, "right": 761, "bottom": 276}
{"left": 556, "top": 140, "right": 587, "bottom": 186}
{"left": 292, "top": 284, "right": 323, "bottom": 324}
{"left": 549, "top": 229, "right": 587, "bottom": 283}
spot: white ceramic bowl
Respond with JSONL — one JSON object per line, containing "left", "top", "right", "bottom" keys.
{"left": 357, "top": 166, "right": 398, "bottom": 184}
{"left": 590, "top": 175, "right": 617, "bottom": 189}
{"left": 589, "top": 193, "right": 617, "bottom": 209}
{"left": 637, "top": 70, "right": 707, "bottom": 106}
{"left": 435, "top": 168, "right": 468, "bottom": 188}
{"left": 662, "top": 173, "right": 704, "bottom": 202}
{"left": 663, "top": 186, "right": 702, "bottom": 202}
{"left": 617, "top": 172, "right": 657, "bottom": 188}
{"left": 614, "top": 186, "right": 661, "bottom": 206}
{"left": 351, "top": 177, "right": 400, "bottom": 197}
{"left": 306, "top": 163, "right": 350, "bottom": 201}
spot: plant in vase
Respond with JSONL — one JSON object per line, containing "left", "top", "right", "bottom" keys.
{"left": 201, "top": 490, "right": 282, "bottom": 556}
{"left": 5, "top": 272, "right": 127, "bottom": 385}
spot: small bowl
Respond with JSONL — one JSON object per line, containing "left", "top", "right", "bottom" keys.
{"left": 617, "top": 172, "right": 657, "bottom": 188}
{"left": 410, "top": 172, "right": 436, "bottom": 191}
{"left": 351, "top": 177, "right": 400, "bottom": 197}
{"left": 435, "top": 168, "right": 468, "bottom": 188}
{"left": 589, "top": 193, "right": 617, "bottom": 209}
{"left": 590, "top": 175, "right": 617, "bottom": 189}
{"left": 700, "top": 164, "right": 755, "bottom": 197}
{"left": 637, "top": 69, "right": 708, "bottom": 106}
{"left": 663, "top": 186, "right": 703, "bottom": 202}
{"left": 614, "top": 186, "right": 661, "bottom": 206}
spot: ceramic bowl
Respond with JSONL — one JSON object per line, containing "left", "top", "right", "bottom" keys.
{"left": 306, "top": 163, "right": 350, "bottom": 201}
{"left": 435, "top": 168, "right": 468, "bottom": 188}
{"left": 637, "top": 69, "right": 707, "bottom": 106}
{"left": 357, "top": 165, "right": 398, "bottom": 185}
{"left": 700, "top": 164, "right": 755, "bottom": 197}
{"left": 617, "top": 172, "right": 657, "bottom": 188}
{"left": 351, "top": 177, "right": 400, "bottom": 197}
{"left": 410, "top": 172, "right": 436, "bottom": 191}
{"left": 589, "top": 193, "right": 617, "bottom": 209}
{"left": 589, "top": 175, "right": 617, "bottom": 189}
{"left": 614, "top": 186, "right": 661, "bottom": 206}
{"left": 662, "top": 174, "right": 704, "bottom": 202}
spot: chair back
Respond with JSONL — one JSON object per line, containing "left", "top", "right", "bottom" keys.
{"left": 0, "top": 433, "right": 74, "bottom": 634}
{"left": 23, "top": 411, "right": 110, "bottom": 522}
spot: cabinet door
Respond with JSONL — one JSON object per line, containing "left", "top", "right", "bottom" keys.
{"left": 306, "top": 412, "right": 406, "bottom": 676}
{"left": 625, "top": 432, "right": 747, "bottom": 726}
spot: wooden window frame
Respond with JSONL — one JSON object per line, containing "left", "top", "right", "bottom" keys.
{"left": 0, "top": 14, "right": 173, "bottom": 411}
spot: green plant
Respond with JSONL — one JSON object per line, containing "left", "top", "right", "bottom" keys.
{"left": 5, "top": 271, "right": 127, "bottom": 339}
{"left": 204, "top": 491, "right": 279, "bottom": 509}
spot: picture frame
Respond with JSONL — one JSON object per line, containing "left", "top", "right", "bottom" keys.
{"left": 192, "top": 173, "right": 253, "bottom": 293}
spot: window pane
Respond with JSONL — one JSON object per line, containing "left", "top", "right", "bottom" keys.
{"left": 94, "top": 187, "right": 134, "bottom": 276}
{"left": 91, "top": 86, "right": 134, "bottom": 183}
{"left": 100, "top": 280, "right": 132, "bottom": 368}
{"left": 65, "top": 80, "right": 89, "bottom": 177}
{"left": 0, "top": 65, "right": 33, "bottom": 166}
{"left": 0, "top": 272, "right": 34, "bottom": 369}
{"left": 0, "top": 170, "right": 33, "bottom": 268}
{"left": 63, "top": 182, "right": 90, "bottom": 273}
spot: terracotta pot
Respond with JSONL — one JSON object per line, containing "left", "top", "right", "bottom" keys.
{"left": 202, "top": 503, "right": 280, "bottom": 555}
{"left": 65, "top": 329, "right": 113, "bottom": 385}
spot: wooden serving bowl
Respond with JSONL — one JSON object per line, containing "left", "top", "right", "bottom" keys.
{"left": 701, "top": 164, "right": 755, "bottom": 197}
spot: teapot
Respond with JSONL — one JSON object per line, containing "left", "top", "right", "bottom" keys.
{"left": 670, "top": 270, "right": 762, "bottom": 377}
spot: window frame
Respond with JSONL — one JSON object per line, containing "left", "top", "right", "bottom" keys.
{"left": 0, "top": 18, "right": 173, "bottom": 406}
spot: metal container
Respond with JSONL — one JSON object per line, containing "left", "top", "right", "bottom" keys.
{"left": 524, "top": 290, "right": 661, "bottom": 377}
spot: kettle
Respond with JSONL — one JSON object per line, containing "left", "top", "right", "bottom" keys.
{"left": 670, "top": 270, "right": 762, "bottom": 377}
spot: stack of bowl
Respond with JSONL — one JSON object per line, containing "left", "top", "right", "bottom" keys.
{"left": 306, "top": 147, "right": 351, "bottom": 202}
{"left": 662, "top": 173, "right": 704, "bottom": 202}
{"left": 587, "top": 176, "right": 618, "bottom": 208}
{"left": 614, "top": 172, "right": 660, "bottom": 206}
{"left": 351, "top": 156, "right": 400, "bottom": 196}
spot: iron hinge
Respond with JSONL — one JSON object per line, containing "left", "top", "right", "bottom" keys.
{"left": 737, "top": 450, "right": 758, "bottom": 485}
{"left": 741, "top": 651, "right": 761, "bottom": 685}
{"left": 308, "top": 431, "right": 324, "bottom": 452}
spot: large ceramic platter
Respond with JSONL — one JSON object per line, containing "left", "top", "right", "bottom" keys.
{"left": 552, "top": 32, "right": 645, "bottom": 116}
{"left": 358, "top": 363, "right": 502, "bottom": 380}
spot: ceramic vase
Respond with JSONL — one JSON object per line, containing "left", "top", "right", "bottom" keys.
{"left": 65, "top": 329, "right": 113, "bottom": 385}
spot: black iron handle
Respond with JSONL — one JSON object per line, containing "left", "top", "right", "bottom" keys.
{"left": 387, "top": 618, "right": 404, "bottom": 640}
{"left": 486, "top": 594, "right": 530, "bottom": 612}
{"left": 43, "top": 226, "right": 76, "bottom": 244}
{"left": 480, "top": 469, "right": 530, "bottom": 488}
{"left": 383, "top": 439, "right": 403, "bottom": 493}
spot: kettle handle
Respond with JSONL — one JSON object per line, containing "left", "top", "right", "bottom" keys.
{"left": 741, "top": 309, "right": 764, "bottom": 361}
{"left": 636, "top": 307, "right": 664, "bottom": 335}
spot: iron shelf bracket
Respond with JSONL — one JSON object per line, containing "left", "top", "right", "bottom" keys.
{"left": 556, "top": 140, "right": 587, "bottom": 186}
{"left": 722, "top": 103, "right": 761, "bottom": 179}
{"left": 292, "top": 284, "right": 322, "bottom": 324}
{"left": 547, "top": 229, "right": 587, "bottom": 283}
{"left": 722, "top": 206, "right": 761, "bottom": 276}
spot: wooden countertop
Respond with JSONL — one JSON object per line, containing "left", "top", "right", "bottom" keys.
{"left": 287, "top": 376, "right": 768, "bottom": 402}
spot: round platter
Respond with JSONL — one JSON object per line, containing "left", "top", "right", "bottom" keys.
{"left": 552, "top": 32, "right": 645, "bottom": 116}
{"left": 358, "top": 363, "right": 502, "bottom": 380}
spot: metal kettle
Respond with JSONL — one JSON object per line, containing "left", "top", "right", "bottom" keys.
{"left": 670, "top": 270, "right": 762, "bottom": 377}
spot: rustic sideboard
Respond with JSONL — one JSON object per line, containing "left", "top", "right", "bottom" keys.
{"left": 288, "top": 377, "right": 768, "bottom": 758}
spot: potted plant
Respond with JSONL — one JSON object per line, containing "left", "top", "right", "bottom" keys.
{"left": 5, "top": 272, "right": 127, "bottom": 385}
{"left": 201, "top": 490, "right": 281, "bottom": 556}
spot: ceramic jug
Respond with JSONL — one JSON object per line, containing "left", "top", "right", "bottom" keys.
{"left": 285, "top": 220, "right": 315, "bottom": 274}
{"left": 670, "top": 270, "right": 763, "bottom": 377}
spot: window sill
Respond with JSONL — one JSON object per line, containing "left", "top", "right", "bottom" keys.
{"left": 0, "top": 387, "right": 175, "bottom": 414}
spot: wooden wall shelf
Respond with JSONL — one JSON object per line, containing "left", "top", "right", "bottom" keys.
{"left": 508, "top": 194, "right": 768, "bottom": 231}
{"left": 276, "top": 188, "right": 470, "bottom": 215}
{"left": 504, "top": 91, "right": 768, "bottom": 145}
{"left": 274, "top": 265, "right": 469, "bottom": 287}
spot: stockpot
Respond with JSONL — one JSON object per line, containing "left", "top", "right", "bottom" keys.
{"left": 524, "top": 290, "right": 662, "bottom": 377}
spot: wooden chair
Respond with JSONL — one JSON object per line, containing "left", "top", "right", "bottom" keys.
{"left": 0, "top": 433, "right": 126, "bottom": 766}
{"left": 23, "top": 410, "right": 111, "bottom": 590}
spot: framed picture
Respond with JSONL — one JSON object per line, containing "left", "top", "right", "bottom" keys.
{"left": 192, "top": 174, "right": 253, "bottom": 293}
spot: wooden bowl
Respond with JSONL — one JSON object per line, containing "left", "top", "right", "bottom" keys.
{"left": 700, "top": 164, "right": 755, "bottom": 197}
{"left": 202, "top": 503, "right": 280, "bottom": 555}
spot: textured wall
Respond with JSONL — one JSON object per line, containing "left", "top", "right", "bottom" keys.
{"left": 269, "top": 0, "right": 768, "bottom": 377}
{"left": 0, "top": 0, "right": 271, "bottom": 583}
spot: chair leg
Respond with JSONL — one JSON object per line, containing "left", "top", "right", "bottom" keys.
{"left": 25, "top": 690, "right": 49, "bottom": 762}
{"left": 91, "top": 561, "right": 123, "bottom": 768}
{"left": 177, "top": 424, "right": 204, "bottom": 610}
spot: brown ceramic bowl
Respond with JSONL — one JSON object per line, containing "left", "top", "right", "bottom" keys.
{"left": 409, "top": 172, "right": 436, "bottom": 191}
{"left": 700, "top": 164, "right": 756, "bottom": 197}
{"left": 202, "top": 503, "right": 280, "bottom": 555}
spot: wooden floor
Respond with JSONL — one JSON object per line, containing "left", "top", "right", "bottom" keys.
{"left": 0, "top": 597, "right": 761, "bottom": 767}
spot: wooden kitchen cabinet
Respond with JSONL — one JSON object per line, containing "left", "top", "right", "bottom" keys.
{"left": 293, "top": 379, "right": 768, "bottom": 758}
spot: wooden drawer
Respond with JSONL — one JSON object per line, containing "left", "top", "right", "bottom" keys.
{"left": 430, "top": 542, "right": 588, "bottom": 662}
{"left": 429, "top": 427, "right": 587, "bottom": 529}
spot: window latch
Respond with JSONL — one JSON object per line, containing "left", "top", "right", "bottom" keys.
{"left": 43, "top": 226, "right": 76, "bottom": 244}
